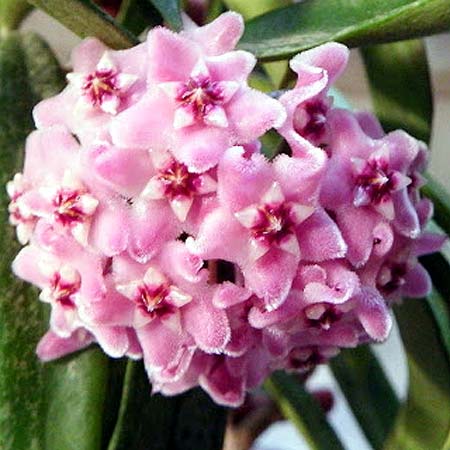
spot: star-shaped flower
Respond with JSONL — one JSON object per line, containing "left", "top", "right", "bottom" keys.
{"left": 116, "top": 267, "right": 192, "bottom": 329}
{"left": 352, "top": 146, "right": 411, "bottom": 220}
{"left": 142, "top": 151, "right": 216, "bottom": 221}
{"left": 67, "top": 52, "right": 138, "bottom": 115}
{"left": 235, "top": 182, "right": 314, "bottom": 261}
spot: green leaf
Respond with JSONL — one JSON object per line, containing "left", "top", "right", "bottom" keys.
{"left": 0, "top": 31, "right": 110, "bottom": 450}
{"left": 147, "top": 0, "right": 182, "bottom": 31}
{"left": 0, "top": 31, "right": 53, "bottom": 450}
{"left": 224, "top": 0, "right": 291, "bottom": 87}
{"left": 21, "top": 33, "right": 66, "bottom": 98}
{"left": 384, "top": 300, "right": 450, "bottom": 450}
{"left": 422, "top": 175, "right": 450, "bottom": 238}
{"left": 419, "top": 253, "right": 450, "bottom": 359}
{"left": 108, "top": 361, "right": 227, "bottom": 450}
{"left": 330, "top": 346, "right": 400, "bottom": 450}
{"left": 239, "top": 0, "right": 450, "bottom": 61}
{"left": 223, "top": 0, "right": 290, "bottom": 19}
{"left": 170, "top": 386, "right": 227, "bottom": 450}
{"left": 205, "top": 0, "right": 225, "bottom": 22}
{"left": 45, "top": 349, "right": 109, "bottom": 450}
{"left": 117, "top": 0, "right": 161, "bottom": 35}
{"left": 361, "top": 39, "right": 433, "bottom": 143}
{"left": 427, "top": 289, "right": 450, "bottom": 361}
{"left": 28, "top": 0, "right": 139, "bottom": 49}
{"left": 0, "top": 0, "right": 32, "bottom": 31}
{"left": 265, "top": 371, "right": 345, "bottom": 450}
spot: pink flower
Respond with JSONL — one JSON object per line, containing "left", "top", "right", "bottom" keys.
{"left": 67, "top": 52, "right": 138, "bottom": 115}
{"left": 187, "top": 146, "right": 345, "bottom": 309}
{"left": 142, "top": 150, "right": 216, "bottom": 222}
{"left": 111, "top": 16, "right": 285, "bottom": 171}
{"left": 7, "top": 13, "right": 444, "bottom": 408}
{"left": 319, "top": 110, "right": 425, "bottom": 269}
{"left": 277, "top": 42, "right": 349, "bottom": 148}
{"left": 33, "top": 39, "right": 147, "bottom": 144}
{"left": 7, "top": 173, "right": 36, "bottom": 244}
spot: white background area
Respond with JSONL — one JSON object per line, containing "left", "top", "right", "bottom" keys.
{"left": 21, "top": 12, "right": 450, "bottom": 450}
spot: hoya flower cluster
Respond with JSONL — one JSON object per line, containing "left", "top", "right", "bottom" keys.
{"left": 8, "top": 12, "right": 443, "bottom": 406}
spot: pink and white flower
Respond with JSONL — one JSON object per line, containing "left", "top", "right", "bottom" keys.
{"left": 6, "top": 12, "right": 444, "bottom": 408}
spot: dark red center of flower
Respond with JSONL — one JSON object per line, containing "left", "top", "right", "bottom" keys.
{"left": 158, "top": 160, "right": 201, "bottom": 199}
{"left": 83, "top": 68, "right": 118, "bottom": 107}
{"left": 50, "top": 272, "right": 80, "bottom": 308}
{"left": 135, "top": 284, "right": 173, "bottom": 318}
{"left": 9, "top": 201, "right": 29, "bottom": 224}
{"left": 250, "top": 203, "right": 295, "bottom": 245}
{"left": 289, "top": 347, "right": 326, "bottom": 372}
{"left": 305, "top": 303, "right": 343, "bottom": 330}
{"left": 379, "top": 263, "right": 407, "bottom": 295}
{"left": 53, "top": 189, "right": 87, "bottom": 226}
{"left": 177, "top": 76, "right": 224, "bottom": 117}
{"left": 294, "top": 100, "right": 329, "bottom": 141}
{"left": 356, "top": 159, "right": 395, "bottom": 204}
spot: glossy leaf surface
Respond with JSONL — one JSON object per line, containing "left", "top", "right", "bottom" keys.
{"left": 108, "top": 361, "right": 227, "bottom": 450}
{"left": 147, "top": 0, "right": 182, "bottom": 31}
{"left": 330, "top": 346, "right": 400, "bottom": 450}
{"left": 28, "top": 0, "right": 139, "bottom": 49}
{"left": 240, "top": 0, "right": 450, "bottom": 61}
{"left": 362, "top": 39, "right": 433, "bottom": 143}
{"left": 265, "top": 371, "right": 345, "bottom": 450}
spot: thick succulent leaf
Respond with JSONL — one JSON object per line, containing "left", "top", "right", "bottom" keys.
{"left": 21, "top": 33, "right": 66, "bottom": 98}
{"left": 0, "top": 31, "right": 52, "bottom": 450}
{"left": 422, "top": 175, "right": 450, "bottom": 238}
{"left": 0, "top": 0, "right": 32, "bottom": 30}
{"left": 361, "top": 40, "right": 433, "bottom": 143}
{"left": 101, "top": 359, "right": 128, "bottom": 449}
{"left": 384, "top": 299, "right": 450, "bottom": 450}
{"left": 117, "top": 0, "right": 161, "bottom": 35}
{"left": 239, "top": 0, "right": 450, "bottom": 61}
{"left": 420, "top": 253, "right": 450, "bottom": 358}
{"left": 107, "top": 361, "right": 227, "bottom": 450}
{"left": 330, "top": 346, "right": 400, "bottom": 450}
{"left": 171, "top": 386, "right": 227, "bottom": 450}
{"left": 223, "top": 0, "right": 290, "bottom": 20}
{"left": 146, "top": 0, "right": 182, "bottom": 31}
{"left": 28, "top": 0, "right": 139, "bottom": 49}
{"left": 205, "top": 0, "right": 225, "bottom": 22}
{"left": 265, "top": 371, "right": 345, "bottom": 450}
{"left": 427, "top": 289, "right": 450, "bottom": 361}
{"left": 224, "top": 0, "right": 290, "bottom": 87}
{"left": 45, "top": 349, "right": 109, "bottom": 450}
{"left": 0, "top": 31, "right": 110, "bottom": 450}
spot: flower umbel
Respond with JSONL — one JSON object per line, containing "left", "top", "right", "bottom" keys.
{"left": 9, "top": 12, "right": 444, "bottom": 408}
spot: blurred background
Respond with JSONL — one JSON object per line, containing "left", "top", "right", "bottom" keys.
{"left": 21, "top": 10, "right": 450, "bottom": 449}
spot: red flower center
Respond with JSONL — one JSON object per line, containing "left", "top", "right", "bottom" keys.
{"left": 294, "top": 100, "right": 329, "bottom": 141}
{"left": 356, "top": 159, "right": 395, "bottom": 204}
{"left": 177, "top": 76, "right": 224, "bottom": 117}
{"left": 135, "top": 283, "right": 173, "bottom": 318}
{"left": 83, "top": 68, "right": 118, "bottom": 107}
{"left": 53, "top": 188, "right": 88, "bottom": 226}
{"left": 51, "top": 272, "right": 80, "bottom": 308}
{"left": 250, "top": 203, "right": 296, "bottom": 245}
{"left": 305, "top": 303, "right": 342, "bottom": 330}
{"left": 378, "top": 263, "right": 407, "bottom": 295}
{"left": 289, "top": 347, "right": 326, "bottom": 372}
{"left": 158, "top": 160, "right": 201, "bottom": 199}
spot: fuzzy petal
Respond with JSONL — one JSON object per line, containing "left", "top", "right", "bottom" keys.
{"left": 37, "top": 329, "right": 94, "bottom": 361}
